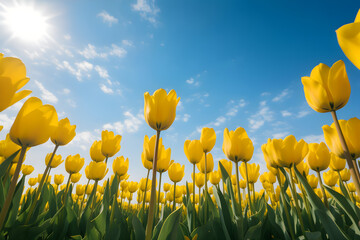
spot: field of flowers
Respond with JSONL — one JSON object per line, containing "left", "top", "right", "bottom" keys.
{"left": 1, "top": 8, "right": 360, "bottom": 240}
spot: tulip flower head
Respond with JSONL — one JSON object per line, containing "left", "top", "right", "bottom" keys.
{"left": 144, "top": 89, "right": 180, "bottom": 131}
{"left": 21, "top": 165, "right": 34, "bottom": 175}
{"left": 306, "top": 142, "right": 330, "bottom": 172}
{"left": 45, "top": 153, "right": 63, "bottom": 168}
{"left": 0, "top": 134, "right": 23, "bottom": 162}
{"left": 90, "top": 140, "right": 106, "bottom": 162}
{"left": 168, "top": 163, "right": 185, "bottom": 183}
{"left": 209, "top": 170, "right": 221, "bottom": 185}
{"left": 54, "top": 174, "right": 64, "bottom": 185}
{"left": 336, "top": 10, "right": 360, "bottom": 70}
{"left": 323, "top": 170, "right": 339, "bottom": 187}
{"left": 141, "top": 152, "right": 153, "bottom": 170}
{"left": 71, "top": 173, "right": 82, "bottom": 183}
{"left": 239, "top": 162, "right": 260, "bottom": 184}
{"left": 197, "top": 152, "right": 214, "bottom": 174}
{"left": 65, "top": 154, "right": 84, "bottom": 174}
{"left": 101, "top": 130, "right": 121, "bottom": 158}
{"left": 0, "top": 54, "right": 32, "bottom": 112}
{"left": 143, "top": 135, "right": 163, "bottom": 162}
{"left": 200, "top": 127, "right": 216, "bottom": 153}
{"left": 113, "top": 156, "right": 129, "bottom": 176}
{"left": 28, "top": 177, "right": 37, "bottom": 187}
{"left": 329, "top": 153, "right": 346, "bottom": 172}
{"left": 301, "top": 60, "right": 350, "bottom": 113}
{"left": 223, "top": 127, "right": 254, "bottom": 163}
{"left": 184, "top": 139, "right": 203, "bottom": 164}
{"left": 88, "top": 161, "right": 108, "bottom": 181}
{"left": 51, "top": 118, "right": 76, "bottom": 146}
{"left": 218, "top": 159, "right": 232, "bottom": 177}
{"left": 156, "top": 146, "right": 173, "bottom": 173}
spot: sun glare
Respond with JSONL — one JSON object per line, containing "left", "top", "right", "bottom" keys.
{"left": 2, "top": 4, "right": 49, "bottom": 42}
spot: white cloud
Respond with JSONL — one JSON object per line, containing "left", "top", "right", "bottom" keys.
{"left": 272, "top": 132, "right": 289, "bottom": 139}
{"left": 54, "top": 60, "right": 93, "bottom": 81}
{"left": 109, "top": 44, "right": 127, "bottom": 58}
{"left": 186, "top": 77, "right": 194, "bottom": 84}
{"left": 95, "top": 65, "right": 109, "bottom": 79}
{"left": 64, "top": 34, "right": 71, "bottom": 40}
{"left": 67, "top": 99, "right": 77, "bottom": 108}
{"left": 214, "top": 116, "right": 226, "bottom": 126}
{"left": 272, "top": 89, "right": 289, "bottom": 102}
{"left": 226, "top": 99, "right": 246, "bottom": 116}
{"left": 71, "top": 131, "right": 97, "bottom": 150}
{"left": 248, "top": 101, "right": 273, "bottom": 131}
{"left": 281, "top": 110, "right": 292, "bottom": 117}
{"left": 62, "top": 88, "right": 71, "bottom": 94}
{"left": 97, "top": 10, "right": 118, "bottom": 26}
{"left": 132, "top": 0, "right": 160, "bottom": 24}
{"left": 103, "top": 111, "right": 143, "bottom": 134}
{"left": 302, "top": 134, "right": 324, "bottom": 143}
{"left": 122, "top": 40, "right": 133, "bottom": 47}
{"left": 297, "top": 110, "right": 311, "bottom": 118}
{"left": 79, "top": 44, "right": 107, "bottom": 59}
{"left": 183, "top": 113, "right": 190, "bottom": 122}
{"left": 0, "top": 113, "right": 15, "bottom": 132}
{"left": 34, "top": 80, "right": 58, "bottom": 104}
{"left": 100, "top": 84, "right": 114, "bottom": 94}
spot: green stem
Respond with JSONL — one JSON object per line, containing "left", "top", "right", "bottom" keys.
{"left": 235, "top": 161, "right": 243, "bottom": 217}
{"left": 0, "top": 146, "right": 27, "bottom": 230}
{"left": 193, "top": 163, "right": 196, "bottom": 230}
{"left": 156, "top": 172, "right": 162, "bottom": 217}
{"left": 109, "top": 174, "right": 119, "bottom": 225}
{"left": 277, "top": 169, "right": 296, "bottom": 240}
{"left": 316, "top": 170, "right": 328, "bottom": 208}
{"left": 244, "top": 161, "right": 253, "bottom": 214}
{"left": 173, "top": 182, "right": 177, "bottom": 211}
{"left": 90, "top": 180, "right": 99, "bottom": 216}
{"left": 142, "top": 169, "right": 150, "bottom": 212}
{"left": 79, "top": 179, "right": 91, "bottom": 214}
{"left": 145, "top": 130, "right": 161, "bottom": 240}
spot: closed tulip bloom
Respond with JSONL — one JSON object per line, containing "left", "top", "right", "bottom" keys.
{"left": 54, "top": 174, "right": 64, "bottom": 185}
{"left": 329, "top": 153, "right": 346, "bottom": 171}
{"left": 51, "top": 118, "right": 76, "bottom": 146}
{"left": 71, "top": 173, "right": 82, "bottom": 183}
{"left": 296, "top": 160, "right": 309, "bottom": 176}
{"left": 197, "top": 153, "right": 214, "bottom": 174}
{"left": 45, "top": 153, "right": 63, "bottom": 168}
{"left": 223, "top": 127, "right": 254, "bottom": 162}
{"left": 0, "top": 55, "right": 31, "bottom": 112}
{"left": 307, "top": 175, "right": 319, "bottom": 189}
{"left": 200, "top": 127, "right": 216, "bottom": 153}
{"left": 144, "top": 89, "right": 180, "bottom": 131}
{"left": 340, "top": 168, "right": 351, "bottom": 182}
{"left": 65, "top": 154, "right": 84, "bottom": 174}
{"left": 141, "top": 152, "right": 153, "bottom": 170}
{"left": 323, "top": 118, "right": 360, "bottom": 160}
{"left": 262, "top": 140, "right": 281, "bottom": 169}
{"left": 139, "top": 178, "right": 149, "bottom": 191}
{"left": 209, "top": 170, "right": 221, "bottom": 185}
{"left": 10, "top": 97, "right": 58, "bottom": 147}
{"left": 301, "top": 60, "right": 350, "bottom": 113}
{"left": 113, "top": 156, "right": 129, "bottom": 176}
{"left": 76, "top": 184, "right": 85, "bottom": 196}
{"left": 101, "top": 130, "right": 121, "bottom": 158}
{"left": 90, "top": 140, "right": 105, "bottom": 162}
{"left": 28, "top": 177, "right": 37, "bottom": 187}
{"left": 0, "top": 126, "right": 2, "bottom": 132}
{"left": 156, "top": 146, "right": 173, "bottom": 172}
{"left": 263, "top": 172, "right": 276, "bottom": 184}
{"left": 168, "top": 163, "right": 185, "bottom": 183}
{"left": 128, "top": 181, "right": 139, "bottom": 193}
{"left": 194, "top": 173, "right": 205, "bottom": 188}
{"left": 184, "top": 139, "right": 203, "bottom": 164}
{"left": 21, "top": 165, "right": 34, "bottom": 175}
{"left": 0, "top": 134, "right": 23, "bottom": 162}
{"left": 88, "top": 161, "right": 108, "bottom": 181}
{"left": 163, "top": 183, "right": 171, "bottom": 192}
{"left": 9, "top": 164, "right": 18, "bottom": 175}
{"left": 348, "top": 182, "right": 356, "bottom": 192}
{"left": 239, "top": 162, "right": 260, "bottom": 183}
{"left": 336, "top": 10, "right": 360, "bottom": 70}
{"left": 143, "top": 135, "right": 163, "bottom": 162}
{"left": 323, "top": 170, "right": 339, "bottom": 187}
{"left": 218, "top": 159, "right": 232, "bottom": 177}
{"left": 231, "top": 175, "right": 237, "bottom": 186}
{"left": 270, "top": 135, "right": 308, "bottom": 168}
{"left": 306, "top": 142, "right": 330, "bottom": 172}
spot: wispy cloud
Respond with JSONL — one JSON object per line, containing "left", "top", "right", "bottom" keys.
{"left": 103, "top": 111, "right": 143, "bottom": 134}
{"left": 95, "top": 65, "right": 109, "bottom": 79}
{"left": 226, "top": 99, "right": 246, "bottom": 117}
{"left": 272, "top": 131, "right": 289, "bottom": 139}
{"left": 302, "top": 134, "right": 324, "bottom": 143}
{"left": 297, "top": 110, "right": 311, "bottom": 118}
{"left": 54, "top": 60, "right": 93, "bottom": 81}
{"left": 248, "top": 101, "right": 273, "bottom": 131}
{"left": 122, "top": 40, "right": 134, "bottom": 47}
{"left": 97, "top": 10, "right": 118, "bottom": 26}
{"left": 281, "top": 110, "right": 292, "bottom": 117}
{"left": 34, "top": 80, "right": 58, "bottom": 104}
{"left": 272, "top": 88, "right": 289, "bottom": 102}
{"left": 79, "top": 43, "right": 127, "bottom": 59}
{"left": 132, "top": 0, "right": 160, "bottom": 24}
{"left": 100, "top": 84, "right": 114, "bottom": 94}
{"left": 109, "top": 44, "right": 127, "bottom": 57}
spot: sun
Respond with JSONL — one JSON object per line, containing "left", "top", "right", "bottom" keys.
{"left": 1, "top": 3, "right": 49, "bottom": 43}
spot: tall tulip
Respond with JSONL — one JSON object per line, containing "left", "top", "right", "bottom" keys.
{"left": 168, "top": 163, "right": 185, "bottom": 211}
{"left": 90, "top": 140, "right": 106, "bottom": 162}
{"left": 144, "top": 88, "right": 180, "bottom": 240}
{"left": 101, "top": 130, "right": 121, "bottom": 162}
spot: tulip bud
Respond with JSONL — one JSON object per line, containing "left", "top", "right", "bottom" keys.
{"left": 168, "top": 163, "right": 185, "bottom": 183}
{"left": 71, "top": 173, "right": 82, "bottom": 183}
{"left": 223, "top": 127, "right": 254, "bottom": 162}
{"left": 101, "top": 130, "right": 121, "bottom": 158}
{"left": 197, "top": 152, "right": 214, "bottom": 174}
{"left": 306, "top": 142, "right": 330, "bottom": 172}
{"left": 65, "top": 154, "right": 84, "bottom": 174}
{"left": 200, "top": 127, "right": 216, "bottom": 153}
{"left": 184, "top": 140, "right": 203, "bottom": 164}
{"left": 54, "top": 174, "right": 64, "bottom": 185}
{"left": 113, "top": 156, "right": 129, "bottom": 176}
{"left": 88, "top": 161, "right": 108, "bottom": 180}
{"left": 45, "top": 153, "right": 63, "bottom": 168}
{"left": 21, "top": 165, "right": 34, "bottom": 175}
{"left": 51, "top": 118, "right": 76, "bottom": 146}
{"left": 90, "top": 140, "right": 106, "bottom": 162}
{"left": 239, "top": 162, "right": 260, "bottom": 183}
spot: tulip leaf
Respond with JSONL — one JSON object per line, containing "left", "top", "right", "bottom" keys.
{"left": 0, "top": 150, "right": 20, "bottom": 178}
{"left": 4, "top": 176, "right": 24, "bottom": 228}
{"left": 212, "top": 185, "right": 232, "bottom": 240}
{"left": 157, "top": 206, "right": 183, "bottom": 240}
{"left": 132, "top": 215, "right": 145, "bottom": 240}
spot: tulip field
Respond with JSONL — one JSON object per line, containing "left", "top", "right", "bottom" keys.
{"left": 2, "top": 5, "right": 360, "bottom": 240}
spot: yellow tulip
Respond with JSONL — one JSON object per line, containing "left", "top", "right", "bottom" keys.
{"left": 195, "top": 173, "right": 205, "bottom": 188}
{"left": 200, "top": 127, "right": 216, "bottom": 153}
{"left": 101, "top": 130, "right": 121, "bottom": 158}
{"left": 88, "top": 161, "right": 108, "bottom": 181}
{"left": 239, "top": 179, "right": 246, "bottom": 189}
{"left": 21, "top": 165, "right": 34, "bottom": 175}
{"left": 329, "top": 153, "right": 346, "bottom": 171}
{"left": 197, "top": 153, "right": 214, "bottom": 174}
{"left": 51, "top": 118, "right": 76, "bottom": 146}
{"left": 71, "top": 173, "right": 82, "bottom": 183}
{"left": 141, "top": 152, "right": 153, "bottom": 170}
{"left": 0, "top": 126, "right": 2, "bottom": 132}
{"left": 139, "top": 178, "right": 151, "bottom": 192}
{"left": 112, "top": 156, "right": 129, "bottom": 176}
{"left": 218, "top": 159, "right": 232, "bottom": 177}
{"left": 0, "top": 134, "right": 23, "bottom": 162}
{"left": 76, "top": 184, "right": 85, "bottom": 196}
{"left": 223, "top": 127, "right": 254, "bottom": 162}
{"left": 262, "top": 171, "right": 276, "bottom": 184}
{"left": 336, "top": 10, "right": 360, "bottom": 70}
{"left": 10, "top": 97, "right": 58, "bottom": 147}
{"left": 163, "top": 183, "right": 171, "bottom": 192}
{"left": 65, "top": 154, "right": 84, "bottom": 174}
{"left": 301, "top": 60, "right": 350, "bottom": 113}
{"left": 0, "top": 54, "right": 31, "bottom": 112}
{"left": 323, "top": 170, "right": 339, "bottom": 187}
{"left": 348, "top": 182, "right": 356, "bottom": 192}
{"left": 144, "top": 89, "right": 180, "bottom": 131}
{"left": 307, "top": 175, "right": 318, "bottom": 189}
{"left": 90, "top": 140, "right": 105, "bottom": 162}
{"left": 156, "top": 146, "right": 172, "bottom": 172}
{"left": 306, "top": 142, "right": 330, "bottom": 172}
{"left": 9, "top": 164, "right": 18, "bottom": 175}
{"left": 54, "top": 174, "right": 64, "bottom": 185}
{"left": 269, "top": 135, "right": 308, "bottom": 168}
{"left": 128, "top": 181, "right": 139, "bottom": 193}
{"left": 295, "top": 160, "right": 309, "bottom": 176}
{"left": 184, "top": 139, "right": 203, "bottom": 164}
{"left": 323, "top": 118, "right": 360, "bottom": 160}
{"left": 231, "top": 175, "right": 237, "bottom": 186}
{"left": 168, "top": 163, "right": 185, "bottom": 183}
{"left": 239, "top": 162, "right": 260, "bottom": 183}
{"left": 340, "top": 168, "right": 351, "bottom": 182}
{"left": 45, "top": 153, "right": 63, "bottom": 168}
{"left": 209, "top": 170, "right": 220, "bottom": 185}
{"left": 143, "top": 135, "right": 163, "bottom": 162}
{"left": 262, "top": 140, "right": 280, "bottom": 169}
{"left": 28, "top": 177, "right": 37, "bottom": 187}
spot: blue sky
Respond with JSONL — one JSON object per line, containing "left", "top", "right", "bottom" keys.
{"left": 0, "top": 0, "right": 360, "bottom": 190}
